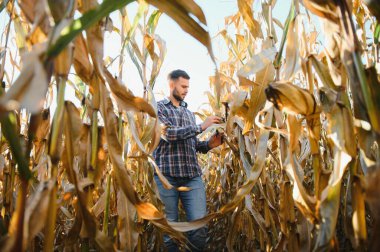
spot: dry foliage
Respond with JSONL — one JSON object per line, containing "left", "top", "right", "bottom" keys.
{"left": 0, "top": 0, "right": 379, "bottom": 251}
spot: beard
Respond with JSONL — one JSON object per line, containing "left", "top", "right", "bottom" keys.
{"left": 172, "top": 88, "right": 184, "bottom": 102}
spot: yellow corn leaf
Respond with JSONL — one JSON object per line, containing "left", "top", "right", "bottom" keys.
{"left": 33, "top": 109, "right": 50, "bottom": 163}
{"left": 0, "top": 183, "right": 27, "bottom": 251}
{"left": 238, "top": 128, "right": 252, "bottom": 175}
{"left": 126, "top": 111, "right": 148, "bottom": 153}
{"left": 73, "top": 34, "right": 94, "bottom": 83}
{"left": 48, "top": 0, "right": 74, "bottom": 22}
{"left": 23, "top": 180, "right": 55, "bottom": 249}
{"left": 62, "top": 99, "right": 114, "bottom": 250}
{"left": 287, "top": 114, "right": 302, "bottom": 153}
{"left": 144, "top": 34, "right": 155, "bottom": 59}
{"left": 314, "top": 148, "right": 352, "bottom": 250}
{"left": 150, "top": 219, "right": 187, "bottom": 245}
{"left": 237, "top": 0, "right": 263, "bottom": 39}
{"left": 0, "top": 46, "right": 48, "bottom": 114}
{"left": 273, "top": 17, "right": 284, "bottom": 30}
{"left": 104, "top": 69, "right": 156, "bottom": 117}
{"left": 243, "top": 65, "right": 275, "bottom": 134}
{"left": 285, "top": 155, "right": 317, "bottom": 221}
{"left": 142, "top": 86, "right": 161, "bottom": 154}
{"left": 364, "top": 0, "right": 380, "bottom": 20}
{"left": 281, "top": 15, "right": 301, "bottom": 81}
{"left": 302, "top": 0, "right": 338, "bottom": 22}
{"left": 265, "top": 81, "right": 319, "bottom": 116}
{"left": 226, "top": 208, "right": 242, "bottom": 251}
{"left": 146, "top": 0, "right": 216, "bottom": 62}
{"left": 92, "top": 192, "right": 106, "bottom": 217}
{"left": 238, "top": 76, "right": 257, "bottom": 87}
{"left": 365, "top": 169, "right": 380, "bottom": 250}
{"left": 149, "top": 34, "right": 167, "bottom": 87}
{"left": 245, "top": 195, "right": 268, "bottom": 239}
{"left": 352, "top": 173, "right": 367, "bottom": 244}
{"left": 262, "top": 2, "right": 278, "bottom": 42}
{"left": 99, "top": 84, "right": 188, "bottom": 245}
{"left": 100, "top": 84, "right": 139, "bottom": 205}
{"left": 238, "top": 46, "right": 277, "bottom": 78}
{"left": 86, "top": 22, "right": 104, "bottom": 77}
{"left": 13, "top": 17, "right": 27, "bottom": 50}
{"left": 54, "top": 43, "right": 74, "bottom": 77}
{"left": 309, "top": 55, "right": 337, "bottom": 90}
{"left": 326, "top": 103, "right": 356, "bottom": 158}
{"left": 220, "top": 103, "right": 273, "bottom": 214}
{"left": 241, "top": 41, "right": 276, "bottom": 134}
{"left": 148, "top": 156, "right": 174, "bottom": 190}
{"left": 226, "top": 90, "right": 248, "bottom": 114}
{"left": 168, "top": 213, "right": 217, "bottom": 232}
{"left": 135, "top": 202, "right": 164, "bottom": 220}
{"left": 19, "top": 0, "right": 51, "bottom": 34}
{"left": 117, "top": 190, "right": 138, "bottom": 251}
{"left": 176, "top": 0, "right": 206, "bottom": 25}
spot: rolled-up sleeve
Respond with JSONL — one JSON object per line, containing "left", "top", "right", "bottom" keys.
{"left": 158, "top": 104, "right": 202, "bottom": 142}
{"left": 196, "top": 139, "right": 210, "bottom": 154}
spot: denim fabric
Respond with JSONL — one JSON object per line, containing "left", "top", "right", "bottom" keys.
{"left": 154, "top": 175, "right": 207, "bottom": 252}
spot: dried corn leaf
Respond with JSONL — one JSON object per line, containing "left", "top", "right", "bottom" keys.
{"left": 281, "top": 15, "right": 301, "bottom": 81}
{"left": 117, "top": 189, "right": 138, "bottom": 251}
{"left": 73, "top": 34, "right": 94, "bottom": 83}
{"left": 238, "top": 46, "right": 277, "bottom": 78}
{"left": 220, "top": 103, "right": 273, "bottom": 214}
{"left": 23, "top": 180, "right": 55, "bottom": 248}
{"left": 104, "top": 69, "right": 156, "bottom": 117}
{"left": 265, "top": 81, "right": 319, "bottom": 116}
{"left": 0, "top": 46, "right": 48, "bottom": 114}
{"left": 146, "top": 0, "right": 216, "bottom": 61}
{"left": 238, "top": 0, "right": 263, "bottom": 39}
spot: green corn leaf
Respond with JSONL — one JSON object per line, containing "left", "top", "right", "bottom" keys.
{"left": 0, "top": 0, "right": 9, "bottom": 14}
{"left": 375, "top": 22, "right": 380, "bottom": 44}
{"left": 47, "top": 0, "right": 136, "bottom": 59}
{"left": 0, "top": 113, "right": 31, "bottom": 180}
{"left": 274, "top": 1, "right": 296, "bottom": 68}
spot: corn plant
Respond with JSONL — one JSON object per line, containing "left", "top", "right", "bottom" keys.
{"left": 0, "top": 0, "right": 378, "bottom": 251}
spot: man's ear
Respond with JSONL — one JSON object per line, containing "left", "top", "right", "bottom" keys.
{"left": 169, "top": 79, "right": 175, "bottom": 89}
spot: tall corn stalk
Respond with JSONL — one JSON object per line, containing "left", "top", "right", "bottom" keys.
{"left": 0, "top": 0, "right": 214, "bottom": 251}
{"left": 201, "top": 0, "right": 379, "bottom": 250}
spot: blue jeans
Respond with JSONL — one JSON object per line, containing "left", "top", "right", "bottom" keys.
{"left": 154, "top": 175, "right": 207, "bottom": 252}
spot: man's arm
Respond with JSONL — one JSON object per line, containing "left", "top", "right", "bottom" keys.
{"left": 158, "top": 106, "right": 202, "bottom": 142}
{"left": 196, "top": 131, "right": 224, "bottom": 154}
{"left": 196, "top": 139, "right": 210, "bottom": 154}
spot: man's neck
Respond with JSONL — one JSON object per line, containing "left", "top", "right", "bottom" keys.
{"left": 169, "top": 96, "right": 180, "bottom": 107}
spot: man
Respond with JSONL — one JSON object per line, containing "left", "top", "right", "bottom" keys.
{"left": 153, "top": 69, "right": 223, "bottom": 251}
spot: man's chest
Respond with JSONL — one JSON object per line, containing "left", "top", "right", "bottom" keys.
{"left": 165, "top": 107, "right": 195, "bottom": 127}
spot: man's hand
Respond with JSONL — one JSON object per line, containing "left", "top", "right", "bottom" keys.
{"left": 201, "top": 116, "right": 223, "bottom": 131}
{"left": 208, "top": 131, "right": 224, "bottom": 149}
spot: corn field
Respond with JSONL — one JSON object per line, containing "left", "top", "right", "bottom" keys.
{"left": 0, "top": 0, "right": 379, "bottom": 251}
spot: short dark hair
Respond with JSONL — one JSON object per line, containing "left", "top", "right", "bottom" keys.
{"left": 168, "top": 69, "right": 190, "bottom": 81}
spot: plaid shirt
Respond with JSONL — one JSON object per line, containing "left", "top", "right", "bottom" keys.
{"left": 153, "top": 98, "right": 210, "bottom": 177}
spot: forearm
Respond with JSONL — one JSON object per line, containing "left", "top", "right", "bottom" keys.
{"left": 164, "top": 124, "right": 202, "bottom": 141}
{"left": 196, "top": 140, "right": 210, "bottom": 154}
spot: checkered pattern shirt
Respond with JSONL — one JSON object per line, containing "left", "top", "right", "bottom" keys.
{"left": 153, "top": 98, "right": 210, "bottom": 177}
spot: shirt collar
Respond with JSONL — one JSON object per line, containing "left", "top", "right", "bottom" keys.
{"left": 163, "top": 97, "right": 188, "bottom": 108}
